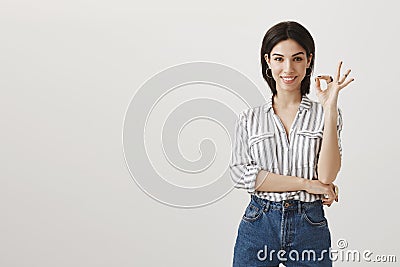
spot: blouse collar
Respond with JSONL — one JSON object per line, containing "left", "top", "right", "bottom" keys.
{"left": 264, "top": 94, "right": 312, "bottom": 113}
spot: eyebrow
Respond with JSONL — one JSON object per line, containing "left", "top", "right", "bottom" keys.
{"left": 271, "top": 52, "right": 305, "bottom": 57}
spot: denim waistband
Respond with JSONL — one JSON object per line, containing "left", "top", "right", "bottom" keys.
{"left": 251, "top": 194, "right": 323, "bottom": 213}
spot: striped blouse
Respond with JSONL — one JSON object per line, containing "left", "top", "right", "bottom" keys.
{"left": 229, "top": 94, "right": 343, "bottom": 202}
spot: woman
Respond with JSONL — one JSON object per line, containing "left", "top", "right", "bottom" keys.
{"left": 230, "top": 21, "right": 354, "bottom": 266}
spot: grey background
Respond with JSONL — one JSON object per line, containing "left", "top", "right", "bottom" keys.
{"left": 1, "top": 0, "right": 399, "bottom": 266}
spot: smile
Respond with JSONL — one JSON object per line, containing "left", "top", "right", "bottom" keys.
{"left": 281, "top": 76, "right": 297, "bottom": 84}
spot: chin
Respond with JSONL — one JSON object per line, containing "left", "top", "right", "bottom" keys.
{"left": 277, "top": 83, "right": 302, "bottom": 92}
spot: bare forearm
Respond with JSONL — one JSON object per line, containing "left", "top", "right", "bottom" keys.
{"left": 254, "top": 170, "right": 337, "bottom": 205}
{"left": 318, "top": 108, "right": 341, "bottom": 184}
{"left": 254, "top": 170, "right": 309, "bottom": 192}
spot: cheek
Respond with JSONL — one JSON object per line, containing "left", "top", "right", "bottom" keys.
{"left": 270, "top": 65, "right": 282, "bottom": 78}
{"left": 296, "top": 65, "right": 308, "bottom": 78}
{"left": 272, "top": 69, "right": 279, "bottom": 78}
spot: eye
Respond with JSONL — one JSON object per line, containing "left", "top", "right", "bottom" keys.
{"left": 294, "top": 57, "right": 303, "bottom": 61}
{"left": 274, "top": 57, "right": 283, "bottom": 62}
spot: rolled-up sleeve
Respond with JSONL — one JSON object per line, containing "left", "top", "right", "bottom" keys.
{"left": 337, "top": 108, "right": 343, "bottom": 157}
{"left": 229, "top": 112, "right": 261, "bottom": 193}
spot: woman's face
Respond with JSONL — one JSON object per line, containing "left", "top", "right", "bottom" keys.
{"left": 265, "top": 39, "right": 312, "bottom": 94}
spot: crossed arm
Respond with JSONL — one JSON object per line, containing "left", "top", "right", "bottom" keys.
{"left": 254, "top": 108, "right": 341, "bottom": 206}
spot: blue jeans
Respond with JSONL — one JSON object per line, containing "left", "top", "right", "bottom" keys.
{"left": 233, "top": 195, "right": 332, "bottom": 267}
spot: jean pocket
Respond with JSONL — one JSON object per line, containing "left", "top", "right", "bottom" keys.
{"left": 242, "top": 202, "right": 263, "bottom": 223}
{"left": 302, "top": 205, "right": 327, "bottom": 227}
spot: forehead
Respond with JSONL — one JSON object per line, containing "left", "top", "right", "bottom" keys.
{"left": 271, "top": 39, "right": 306, "bottom": 55}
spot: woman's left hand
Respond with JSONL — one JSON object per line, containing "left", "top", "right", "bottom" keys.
{"left": 323, "top": 183, "right": 339, "bottom": 207}
{"left": 315, "top": 61, "right": 354, "bottom": 110}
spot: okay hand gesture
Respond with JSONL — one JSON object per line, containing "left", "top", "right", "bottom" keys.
{"left": 315, "top": 61, "right": 354, "bottom": 110}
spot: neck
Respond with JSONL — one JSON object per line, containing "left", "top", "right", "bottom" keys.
{"left": 273, "top": 91, "right": 302, "bottom": 108}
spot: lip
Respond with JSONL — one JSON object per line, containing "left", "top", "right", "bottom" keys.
{"left": 281, "top": 76, "right": 297, "bottom": 84}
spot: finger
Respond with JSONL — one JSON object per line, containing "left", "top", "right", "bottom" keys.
{"left": 338, "top": 77, "right": 355, "bottom": 90}
{"left": 334, "top": 184, "right": 339, "bottom": 196}
{"left": 322, "top": 200, "right": 332, "bottom": 206}
{"left": 324, "top": 187, "right": 336, "bottom": 203}
{"left": 322, "top": 199, "right": 334, "bottom": 206}
{"left": 326, "top": 195, "right": 335, "bottom": 203}
{"left": 335, "top": 61, "right": 343, "bottom": 81}
{"left": 316, "top": 75, "right": 332, "bottom": 82}
{"left": 323, "top": 198, "right": 334, "bottom": 206}
{"left": 339, "top": 69, "right": 351, "bottom": 84}
{"left": 334, "top": 187, "right": 339, "bottom": 202}
{"left": 315, "top": 77, "right": 322, "bottom": 93}
{"left": 322, "top": 195, "right": 334, "bottom": 204}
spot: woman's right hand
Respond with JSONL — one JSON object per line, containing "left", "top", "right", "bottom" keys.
{"left": 305, "top": 180, "right": 337, "bottom": 206}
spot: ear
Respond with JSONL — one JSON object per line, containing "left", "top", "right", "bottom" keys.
{"left": 307, "top": 53, "right": 313, "bottom": 68}
{"left": 264, "top": 54, "right": 270, "bottom": 68}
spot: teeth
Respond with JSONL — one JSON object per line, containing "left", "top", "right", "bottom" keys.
{"left": 282, "top": 77, "right": 295, "bottom": 81}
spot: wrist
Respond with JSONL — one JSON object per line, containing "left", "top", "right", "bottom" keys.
{"left": 302, "top": 178, "right": 311, "bottom": 192}
{"left": 324, "top": 108, "right": 338, "bottom": 120}
{"left": 323, "top": 104, "right": 338, "bottom": 112}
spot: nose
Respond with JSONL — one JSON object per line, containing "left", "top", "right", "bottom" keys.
{"left": 283, "top": 60, "right": 294, "bottom": 73}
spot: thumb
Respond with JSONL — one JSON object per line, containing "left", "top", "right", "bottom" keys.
{"left": 315, "top": 77, "right": 322, "bottom": 94}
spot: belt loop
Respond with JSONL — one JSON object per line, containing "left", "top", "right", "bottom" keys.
{"left": 251, "top": 194, "right": 258, "bottom": 205}
{"left": 264, "top": 200, "right": 270, "bottom": 212}
{"left": 298, "top": 201, "right": 302, "bottom": 214}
